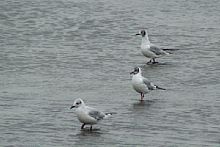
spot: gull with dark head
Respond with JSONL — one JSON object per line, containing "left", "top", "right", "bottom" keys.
{"left": 130, "top": 67, "right": 166, "bottom": 101}
{"left": 136, "top": 29, "right": 169, "bottom": 64}
{"left": 70, "top": 98, "right": 113, "bottom": 131}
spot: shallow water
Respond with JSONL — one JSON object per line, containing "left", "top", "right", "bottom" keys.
{"left": 0, "top": 0, "right": 220, "bottom": 146}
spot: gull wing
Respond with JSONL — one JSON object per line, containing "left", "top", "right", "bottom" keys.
{"left": 143, "top": 77, "right": 156, "bottom": 90}
{"left": 88, "top": 109, "right": 105, "bottom": 121}
{"left": 149, "top": 44, "right": 167, "bottom": 55}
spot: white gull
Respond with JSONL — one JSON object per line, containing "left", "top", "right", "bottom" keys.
{"left": 136, "top": 30, "right": 169, "bottom": 64}
{"left": 130, "top": 67, "right": 166, "bottom": 101}
{"left": 70, "top": 98, "right": 113, "bottom": 130}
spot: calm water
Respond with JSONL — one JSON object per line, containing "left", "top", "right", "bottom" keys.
{"left": 0, "top": 0, "right": 220, "bottom": 146}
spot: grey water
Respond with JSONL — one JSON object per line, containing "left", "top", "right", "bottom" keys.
{"left": 0, "top": 0, "right": 220, "bottom": 146}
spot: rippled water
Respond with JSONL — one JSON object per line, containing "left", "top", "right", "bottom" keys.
{"left": 1, "top": 0, "right": 220, "bottom": 146}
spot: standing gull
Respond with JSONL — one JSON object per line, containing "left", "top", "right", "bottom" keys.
{"left": 136, "top": 30, "right": 169, "bottom": 64}
{"left": 70, "top": 98, "right": 113, "bottom": 131}
{"left": 130, "top": 67, "right": 166, "bottom": 101}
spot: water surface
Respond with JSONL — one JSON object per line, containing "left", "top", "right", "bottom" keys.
{"left": 0, "top": 0, "right": 220, "bottom": 146}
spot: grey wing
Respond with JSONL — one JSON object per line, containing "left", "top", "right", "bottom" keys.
{"left": 149, "top": 44, "right": 167, "bottom": 55}
{"left": 143, "top": 77, "right": 156, "bottom": 90}
{"left": 88, "top": 110, "right": 105, "bottom": 121}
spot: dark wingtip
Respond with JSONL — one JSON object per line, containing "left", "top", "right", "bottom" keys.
{"left": 155, "top": 85, "right": 166, "bottom": 90}
{"left": 162, "top": 48, "right": 180, "bottom": 51}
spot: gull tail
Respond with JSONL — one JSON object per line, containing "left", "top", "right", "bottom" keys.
{"left": 155, "top": 85, "right": 166, "bottom": 90}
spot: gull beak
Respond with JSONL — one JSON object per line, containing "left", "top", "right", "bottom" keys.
{"left": 135, "top": 33, "right": 141, "bottom": 36}
{"left": 130, "top": 71, "right": 135, "bottom": 75}
{"left": 70, "top": 105, "right": 75, "bottom": 109}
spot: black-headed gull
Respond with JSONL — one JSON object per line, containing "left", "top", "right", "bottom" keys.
{"left": 136, "top": 30, "right": 169, "bottom": 64}
{"left": 70, "top": 98, "right": 113, "bottom": 131}
{"left": 130, "top": 67, "right": 165, "bottom": 101}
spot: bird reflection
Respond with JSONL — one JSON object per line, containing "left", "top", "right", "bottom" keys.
{"left": 132, "top": 99, "right": 157, "bottom": 110}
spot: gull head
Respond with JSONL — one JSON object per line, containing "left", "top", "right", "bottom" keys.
{"left": 70, "top": 98, "right": 85, "bottom": 109}
{"left": 130, "top": 67, "right": 141, "bottom": 75}
{"left": 136, "top": 30, "right": 147, "bottom": 37}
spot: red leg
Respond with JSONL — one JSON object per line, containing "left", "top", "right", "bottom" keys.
{"left": 140, "top": 93, "right": 144, "bottom": 101}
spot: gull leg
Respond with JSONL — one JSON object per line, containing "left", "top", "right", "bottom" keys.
{"left": 147, "top": 59, "right": 152, "bottom": 64}
{"left": 152, "top": 58, "right": 158, "bottom": 64}
{"left": 140, "top": 93, "right": 144, "bottom": 101}
{"left": 81, "top": 123, "right": 85, "bottom": 130}
{"left": 90, "top": 125, "right": 93, "bottom": 131}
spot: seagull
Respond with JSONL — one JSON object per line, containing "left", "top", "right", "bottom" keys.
{"left": 130, "top": 67, "right": 166, "bottom": 101}
{"left": 70, "top": 98, "right": 113, "bottom": 131}
{"left": 136, "top": 30, "right": 169, "bottom": 64}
